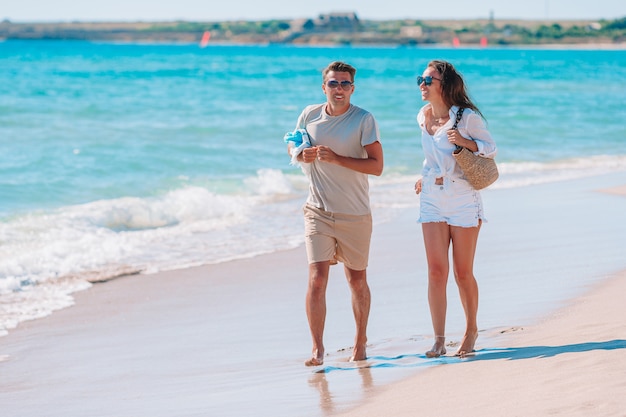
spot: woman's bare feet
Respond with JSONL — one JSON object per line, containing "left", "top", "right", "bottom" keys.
{"left": 425, "top": 336, "right": 446, "bottom": 358}
{"left": 455, "top": 332, "right": 478, "bottom": 357}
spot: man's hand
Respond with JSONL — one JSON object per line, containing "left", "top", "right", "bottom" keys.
{"left": 301, "top": 146, "right": 319, "bottom": 163}
{"left": 314, "top": 146, "right": 337, "bottom": 163}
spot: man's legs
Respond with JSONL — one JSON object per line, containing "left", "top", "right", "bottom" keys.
{"left": 305, "top": 260, "right": 330, "bottom": 366}
{"left": 345, "top": 266, "right": 370, "bottom": 362}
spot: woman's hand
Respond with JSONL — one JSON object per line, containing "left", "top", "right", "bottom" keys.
{"left": 447, "top": 129, "right": 463, "bottom": 146}
{"left": 447, "top": 129, "right": 478, "bottom": 152}
{"left": 414, "top": 178, "right": 422, "bottom": 195}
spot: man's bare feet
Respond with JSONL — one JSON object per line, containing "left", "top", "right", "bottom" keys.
{"left": 455, "top": 332, "right": 478, "bottom": 357}
{"left": 425, "top": 336, "right": 446, "bottom": 358}
{"left": 305, "top": 348, "right": 324, "bottom": 366}
{"left": 349, "top": 345, "right": 367, "bottom": 362}
{"left": 304, "top": 356, "right": 324, "bottom": 366}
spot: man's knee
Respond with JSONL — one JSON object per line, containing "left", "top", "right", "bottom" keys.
{"left": 345, "top": 268, "right": 368, "bottom": 289}
{"left": 308, "top": 262, "right": 330, "bottom": 291}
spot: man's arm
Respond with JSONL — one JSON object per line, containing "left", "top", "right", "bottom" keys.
{"left": 314, "top": 141, "right": 383, "bottom": 176}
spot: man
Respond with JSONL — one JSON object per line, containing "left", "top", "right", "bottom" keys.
{"left": 287, "top": 61, "right": 384, "bottom": 366}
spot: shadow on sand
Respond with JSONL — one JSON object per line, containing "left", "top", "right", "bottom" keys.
{"left": 317, "top": 339, "right": 626, "bottom": 373}
{"left": 465, "top": 339, "right": 626, "bottom": 362}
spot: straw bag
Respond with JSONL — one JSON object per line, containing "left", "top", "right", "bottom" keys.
{"left": 451, "top": 108, "right": 499, "bottom": 190}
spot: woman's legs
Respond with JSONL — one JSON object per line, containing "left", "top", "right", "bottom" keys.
{"left": 422, "top": 222, "right": 452, "bottom": 357}
{"left": 450, "top": 222, "right": 481, "bottom": 356}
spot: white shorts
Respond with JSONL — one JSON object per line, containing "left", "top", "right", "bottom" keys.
{"left": 418, "top": 177, "right": 485, "bottom": 228}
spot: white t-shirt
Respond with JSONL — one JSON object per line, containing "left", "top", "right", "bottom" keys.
{"left": 296, "top": 103, "right": 380, "bottom": 215}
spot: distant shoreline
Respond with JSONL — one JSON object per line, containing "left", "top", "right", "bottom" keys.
{"left": 2, "top": 38, "right": 624, "bottom": 51}
{"left": 1, "top": 16, "right": 624, "bottom": 46}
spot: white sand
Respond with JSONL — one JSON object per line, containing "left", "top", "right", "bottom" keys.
{"left": 336, "top": 180, "right": 626, "bottom": 417}
{"left": 1, "top": 173, "right": 626, "bottom": 417}
{"left": 336, "top": 269, "right": 626, "bottom": 417}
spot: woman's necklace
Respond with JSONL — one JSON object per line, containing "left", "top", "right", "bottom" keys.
{"left": 433, "top": 114, "right": 449, "bottom": 124}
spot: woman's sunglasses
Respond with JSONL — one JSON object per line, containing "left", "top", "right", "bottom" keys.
{"left": 417, "top": 76, "right": 442, "bottom": 86}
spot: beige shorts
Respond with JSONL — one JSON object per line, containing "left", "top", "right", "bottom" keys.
{"left": 303, "top": 204, "right": 372, "bottom": 271}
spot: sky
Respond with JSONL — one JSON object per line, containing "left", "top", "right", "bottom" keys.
{"left": 2, "top": 0, "right": 624, "bottom": 22}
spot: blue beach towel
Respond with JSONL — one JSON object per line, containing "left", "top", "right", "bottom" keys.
{"left": 283, "top": 129, "right": 311, "bottom": 166}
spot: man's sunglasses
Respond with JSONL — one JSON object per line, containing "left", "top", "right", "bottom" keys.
{"left": 326, "top": 80, "right": 354, "bottom": 90}
{"left": 417, "top": 76, "right": 442, "bottom": 86}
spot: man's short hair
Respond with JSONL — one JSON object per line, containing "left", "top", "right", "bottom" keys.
{"left": 322, "top": 61, "right": 356, "bottom": 82}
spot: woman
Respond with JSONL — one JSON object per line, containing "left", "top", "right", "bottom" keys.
{"left": 414, "top": 60, "right": 497, "bottom": 357}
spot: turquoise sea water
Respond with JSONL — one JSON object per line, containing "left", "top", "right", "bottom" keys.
{"left": 1, "top": 40, "right": 626, "bottom": 335}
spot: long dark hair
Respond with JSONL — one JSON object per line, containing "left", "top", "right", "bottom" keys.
{"left": 429, "top": 60, "right": 485, "bottom": 120}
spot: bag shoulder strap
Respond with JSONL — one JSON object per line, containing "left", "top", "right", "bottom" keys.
{"left": 453, "top": 108, "right": 464, "bottom": 151}
{"left": 452, "top": 107, "right": 464, "bottom": 129}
